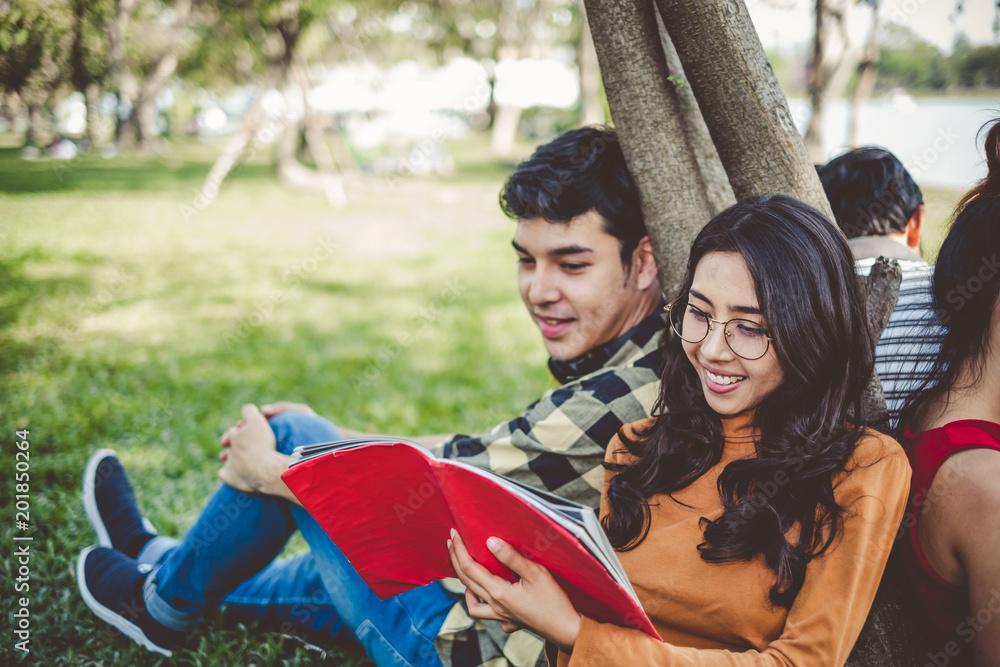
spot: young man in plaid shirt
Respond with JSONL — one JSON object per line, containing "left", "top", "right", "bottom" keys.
{"left": 77, "top": 127, "right": 666, "bottom": 666}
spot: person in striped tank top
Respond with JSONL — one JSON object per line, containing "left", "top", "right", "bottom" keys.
{"left": 818, "top": 147, "right": 945, "bottom": 429}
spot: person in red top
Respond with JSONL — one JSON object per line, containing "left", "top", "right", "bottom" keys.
{"left": 447, "top": 194, "right": 911, "bottom": 664}
{"left": 898, "top": 118, "right": 1000, "bottom": 666}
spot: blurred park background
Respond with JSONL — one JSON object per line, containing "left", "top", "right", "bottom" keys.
{"left": 1, "top": 0, "right": 999, "bottom": 665}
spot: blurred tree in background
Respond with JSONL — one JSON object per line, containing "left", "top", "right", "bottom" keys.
{"left": 0, "top": 0, "right": 996, "bottom": 198}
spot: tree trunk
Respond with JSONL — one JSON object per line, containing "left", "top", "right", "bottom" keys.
{"left": 653, "top": 0, "right": 834, "bottom": 221}
{"left": 807, "top": 0, "right": 869, "bottom": 160}
{"left": 290, "top": 58, "right": 347, "bottom": 208}
{"left": 848, "top": 0, "right": 881, "bottom": 148}
{"left": 85, "top": 83, "right": 101, "bottom": 146}
{"left": 843, "top": 264, "right": 929, "bottom": 667}
{"left": 804, "top": 0, "right": 826, "bottom": 162}
{"left": 134, "top": 96, "right": 159, "bottom": 149}
{"left": 584, "top": 3, "right": 922, "bottom": 661}
{"left": 577, "top": 8, "right": 605, "bottom": 127}
{"left": 490, "top": 105, "right": 521, "bottom": 156}
{"left": 583, "top": 0, "right": 715, "bottom": 295}
{"left": 25, "top": 102, "right": 42, "bottom": 147}
{"left": 653, "top": 3, "right": 735, "bottom": 217}
{"left": 491, "top": 0, "right": 559, "bottom": 155}
{"left": 860, "top": 258, "right": 901, "bottom": 430}
{"left": 138, "top": 0, "right": 194, "bottom": 150}
{"left": 4, "top": 92, "right": 23, "bottom": 125}
{"left": 276, "top": 121, "right": 325, "bottom": 191}
{"left": 107, "top": 0, "right": 138, "bottom": 149}
{"left": 111, "top": 0, "right": 193, "bottom": 151}
{"left": 491, "top": 0, "right": 522, "bottom": 156}
{"left": 848, "top": 60, "right": 877, "bottom": 149}
{"left": 197, "top": 61, "right": 287, "bottom": 211}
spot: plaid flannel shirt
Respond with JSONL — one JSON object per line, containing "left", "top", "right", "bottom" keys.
{"left": 429, "top": 308, "right": 665, "bottom": 666}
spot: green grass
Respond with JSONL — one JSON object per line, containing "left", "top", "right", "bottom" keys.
{"left": 0, "top": 133, "right": 545, "bottom": 665}
{"left": 920, "top": 185, "right": 963, "bottom": 264}
{"left": 0, "top": 130, "right": 964, "bottom": 666}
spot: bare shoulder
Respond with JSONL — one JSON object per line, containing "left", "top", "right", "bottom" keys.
{"left": 934, "top": 447, "right": 1000, "bottom": 511}
{"left": 925, "top": 448, "right": 1000, "bottom": 597}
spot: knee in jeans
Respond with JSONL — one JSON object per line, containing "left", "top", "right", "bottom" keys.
{"left": 268, "top": 412, "right": 342, "bottom": 456}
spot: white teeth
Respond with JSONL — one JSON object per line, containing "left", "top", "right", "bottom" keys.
{"left": 706, "top": 370, "right": 745, "bottom": 385}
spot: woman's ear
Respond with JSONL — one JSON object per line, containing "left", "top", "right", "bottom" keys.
{"left": 632, "top": 236, "right": 660, "bottom": 291}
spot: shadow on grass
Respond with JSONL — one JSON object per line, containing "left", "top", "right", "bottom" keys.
{"left": 0, "top": 249, "right": 91, "bottom": 375}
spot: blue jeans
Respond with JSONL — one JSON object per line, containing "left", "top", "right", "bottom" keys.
{"left": 143, "top": 413, "right": 461, "bottom": 666}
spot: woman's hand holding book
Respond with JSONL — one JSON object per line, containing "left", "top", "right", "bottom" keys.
{"left": 448, "top": 528, "right": 582, "bottom": 654}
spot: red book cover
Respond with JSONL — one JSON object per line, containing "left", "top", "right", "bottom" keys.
{"left": 280, "top": 442, "right": 659, "bottom": 639}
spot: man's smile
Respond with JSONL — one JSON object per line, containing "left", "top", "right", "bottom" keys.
{"left": 535, "top": 314, "right": 576, "bottom": 338}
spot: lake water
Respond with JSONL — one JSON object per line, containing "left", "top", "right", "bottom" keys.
{"left": 788, "top": 96, "right": 999, "bottom": 190}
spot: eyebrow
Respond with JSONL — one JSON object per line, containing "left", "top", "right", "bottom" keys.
{"left": 511, "top": 240, "right": 595, "bottom": 256}
{"left": 689, "top": 289, "right": 763, "bottom": 316}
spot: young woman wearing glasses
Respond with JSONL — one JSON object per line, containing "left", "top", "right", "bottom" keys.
{"left": 448, "top": 194, "right": 910, "bottom": 664}
{"left": 897, "top": 119, "right": 1000, "bottom": 666}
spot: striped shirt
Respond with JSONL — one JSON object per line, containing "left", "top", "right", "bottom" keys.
{"left": 855, "top": 256, "right": 944, "bottom": 429}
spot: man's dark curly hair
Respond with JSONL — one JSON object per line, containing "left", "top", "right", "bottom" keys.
{"left": 499, "top": 126, "right": 647, "bottom": 268}
{"left": 817, "top": 147, "right": 923, "bottom": 238}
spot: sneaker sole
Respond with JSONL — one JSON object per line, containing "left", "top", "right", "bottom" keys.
{"left": 82, "top": 449, "right": 118, "bottom": 548}
{"left": 76, "top": 546, "right": 173, "bottom": 657}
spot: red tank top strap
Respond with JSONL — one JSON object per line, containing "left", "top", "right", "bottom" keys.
{"left": 906, "top": 420, "right": 1000, "bottom": 497}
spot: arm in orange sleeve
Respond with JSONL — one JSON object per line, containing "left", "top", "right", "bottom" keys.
{"left": 565, "top": 431, "right": 911, "bottom": 667}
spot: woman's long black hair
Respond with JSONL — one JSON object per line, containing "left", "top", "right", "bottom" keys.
{"left": 602, "top": 195, "right": 874, "bottom": 609}
{"left": 899, "top": 118, "right": 1000, "bottom": 432}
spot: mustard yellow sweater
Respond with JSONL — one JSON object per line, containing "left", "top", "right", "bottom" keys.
{"left": 556, "top": 412, "right": 910, "bottom": 666}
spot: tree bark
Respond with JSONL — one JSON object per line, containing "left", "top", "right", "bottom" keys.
{"left": 653, "top": 3, "right": 735, "bottom": 217}
{"left": 577, "top": 7, "right": 605, "bottom": 127}
{"left": 583, "top": 0, "right": 715, "bottom": 296}
{"left": 653, "top": 0, "right": 834, "bottom": 221}
{"left": 860, "top": 257, "right": 901, "bottom": 430}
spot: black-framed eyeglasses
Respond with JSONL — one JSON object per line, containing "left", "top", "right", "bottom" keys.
{"left": 665, "top": 298, "right": 772, "bottom": 361}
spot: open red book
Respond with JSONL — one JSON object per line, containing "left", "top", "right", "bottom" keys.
{"left": 280, "top": 438, "right": 660, "bottom": 639}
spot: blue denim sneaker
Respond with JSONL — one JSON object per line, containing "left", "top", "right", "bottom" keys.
{"left": 83, "top": 449, "right": 157, "bottom": 558}
{"left": 76, "top": 546, "right": 184, "bottom": 656}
